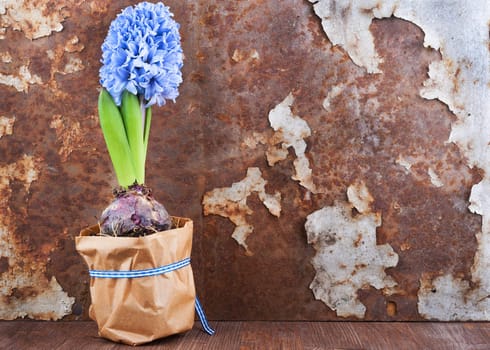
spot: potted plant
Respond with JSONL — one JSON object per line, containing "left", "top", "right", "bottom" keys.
{"left": 75, "top": 2, "right": 214, "bottom": 345}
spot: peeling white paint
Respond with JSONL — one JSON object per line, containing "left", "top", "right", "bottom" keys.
{"left": 428, "top": 168, "right": 444, "bottom": 188}
{"left": 306, "top": 182, "right": 398, "bottom": 318}
{"left": 64, "top": 35, "right": 84, "bottom": 53}
{"left": 395, "top": 155, "right": 412, "bottom": 173}
{"left": 46, "top": 49, "right": 56, "bottom": 60}
{"left": 310, "top": 0, "right": 490, "bottom": 320}
{"left": 0, "top": 51, "right": 12, "bottom": 63}
{"left": 418, "top": 274, "right": 490, "bottom": 321}
{"left": 0, "top": 116, "right": 15, "bottom": 139}
{"left": 242, "top": 132, "right": 267, "bottom": 150}
{"left": 347, "top": 180, "right": 374, "bottom": 214}
{"left": 309, "top": 0, "right": 395, "bottom": 73}
{"left": 322, "top": 83, "right": 346, "bottom": 110}
{"left": 203, "top": 167, "right": 281, "bottom": 254}
{"left": 232, "top": 48, "right": 260, "bottom": 62}
{"left": 0, "top": 65, "right": 42, "bottom": 92}
{"left": 0, "top": 0, "right": 68, "bottom": 40}
{"left": 61, "top": 57, "right": 84, "bottom": 75}
{"left": 267, "top": 93, "right": 319, "bottom": 193}
{"left": 469, "top": 179, "right": 490, "bottom": 295}
{"left": 0, "top": 155, "right": 75, "bottom": 320}
{"left": 0, "top": 276, "right": 74, "bottom": 321}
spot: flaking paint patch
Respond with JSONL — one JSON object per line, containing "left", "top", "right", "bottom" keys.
{"left": 0, "top": 52, "right": 12, "bottom": 63}
{"left": 346, "top": 180, "right": 374, "bottom": 214}
{"left": 395, "top": 154, "right": 411, "bottom": 171}
{"left": 59, "top": 36, "right": 85, "bottom": 75}
{"left": 203, "top": 167, "right": 281, "bottom": 255}
{"left": 1, "top": 276, "right": 75, "bottom": 321}
{"left": 468, "top": 180, "right": 490, "bottom": 294}
{"left": 0, "top": 155, "right": 74, "bottom": 320}
{"left": 242, "top": 132, "right": 268, "bottom": 150}
{"left": 267, "top": 93, "right": 318, "bottom": 193}
{"left": 418, "top": 274, "right": 490, "bottom": 321}
{"left": 428, "top": 168, "right": 444, "bottom": 188}
{"left": 322, "top": 83, "right": 346, "bottom": 111}
{"left": 61, "top": 57, "right": 84, "bottom": 75}
{"left": 308, "top": 0, "right": 396, "bottom": 73}
{"left": 231, "top": 48, "right": 260, "bottom": 63}
{"left": 310, "top": 0, "right": 490, "bottom": 320}
{"left": 64, "top": 35, "right": 84, "bottom": 53}
{"left": 0, "top": 0, "right": 68, "bottom": 40}
{"left": 0, "top": 116, "right": 15, "bottom": 139}
{"left": 306, "top": 182, "right": 398, "bottom": 318}
{"left": 0, "top": 65, "right": 42, "bottom": 92}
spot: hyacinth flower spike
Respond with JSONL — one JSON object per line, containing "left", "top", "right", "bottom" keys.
{"left": 97, "top": 2, "right": 183, "bottom": 237}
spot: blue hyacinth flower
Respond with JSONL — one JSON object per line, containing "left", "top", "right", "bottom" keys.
{"left": 99, "top": 2, "right": 183, "bottom": 107}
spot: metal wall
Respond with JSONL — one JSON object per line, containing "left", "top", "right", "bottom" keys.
{"left": 1, "top": 0, "right": 489, "bottom": 321}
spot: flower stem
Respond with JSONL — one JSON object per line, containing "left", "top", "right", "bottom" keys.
{"left": 121, "top": 91, "right": 145, "bottom": 184}
{"left": 139, "top": 95, "right": 146, "bottom": 133}
{"left": 143, "top": 106, "right": 152, "bottom": 171}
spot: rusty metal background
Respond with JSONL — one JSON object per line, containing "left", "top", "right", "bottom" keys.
{"left": 0, "top": 0, "right": 486, "bottom": 321}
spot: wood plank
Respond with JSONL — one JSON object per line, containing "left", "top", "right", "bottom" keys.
{"left": 1, "top": 321, "right": 490, "bottom": 349}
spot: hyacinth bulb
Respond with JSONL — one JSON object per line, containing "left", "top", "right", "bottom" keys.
{"left": 99, "top": 185, "right": 172, "bottom": 237}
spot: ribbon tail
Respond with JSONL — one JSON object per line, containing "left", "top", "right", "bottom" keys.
{"left": 195, "top": 297, "right": 215, "bottom": 335}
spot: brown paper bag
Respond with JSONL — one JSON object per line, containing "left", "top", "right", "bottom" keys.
{"left": 75, "top": 217, "right": 196, "bottom": 346}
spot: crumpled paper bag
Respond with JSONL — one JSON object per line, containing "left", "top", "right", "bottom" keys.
{"left": 76, "top": 217, "right": 196, "bottom": 346}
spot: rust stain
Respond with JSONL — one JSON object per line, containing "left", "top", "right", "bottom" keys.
{"left": 0, "top": 256, "right": 8, "bottom": 274}
{"left": 49, "top": 114, "right": 86, "bottom": 161}
{"left": 386, "top": 300, "right": 397, "bottom": 317}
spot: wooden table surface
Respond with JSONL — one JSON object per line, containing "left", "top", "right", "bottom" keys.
{"left": 1, "top": 321, "right": 489, "bottom": 349}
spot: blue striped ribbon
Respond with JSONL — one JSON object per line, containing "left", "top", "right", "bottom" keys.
{"left": 89, "top": 257, "right": 215, "bottom": 335}
{"left": 89, "top": 257, "right": 191, "bottom": 278}
{"left": 195, "top": 297, "right": 215, "bottom": 335}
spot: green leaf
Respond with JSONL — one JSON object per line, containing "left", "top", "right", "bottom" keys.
{"left": 120, "top": 91, "right": 145, "bottom": 184}
{"left": 98, "top": 89, "right": 136, "bottom": 187}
